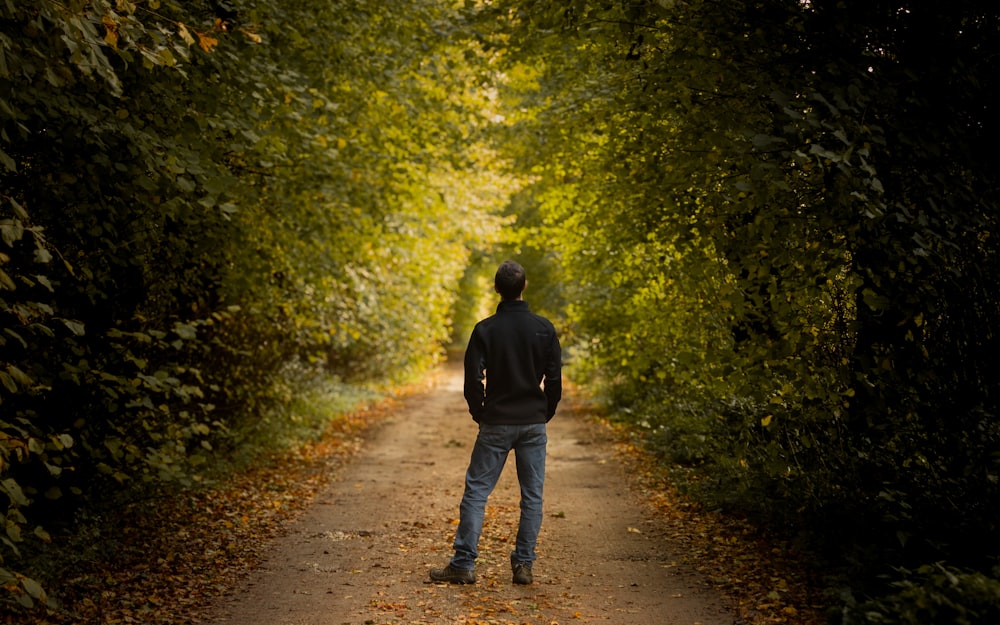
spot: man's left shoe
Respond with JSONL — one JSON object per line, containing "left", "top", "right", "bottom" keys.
{"left": 429, "top": 564, "right": 476, "bottom": 584}
{"left": 511, "top": 555, "right": 533, "bottom": 585}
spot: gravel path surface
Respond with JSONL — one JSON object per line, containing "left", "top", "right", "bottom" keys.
{"left": 206, "top": 363, "right": 737, "bottom": 625}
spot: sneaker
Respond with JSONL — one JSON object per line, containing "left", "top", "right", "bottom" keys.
{"left": 429, "top": 564, "right": 476, "bottom": 584}
{"left": 510, "top": 555, "right": 533, "bottom": 585}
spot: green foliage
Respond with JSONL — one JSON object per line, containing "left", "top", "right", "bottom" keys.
{"left": 4, "top": 0, "right": 998, "bottom": 621}
{"left": 476, "top": 0, "right": 1000, "bottom": 621}
{"left": 845, "top": 564, "right": 1000, "bottom": 625}
{"left": 1, "top": 0, "right": 517, "bottom": 613}
{"left": 218, "top": 363, "right": 380, "bottom": 469}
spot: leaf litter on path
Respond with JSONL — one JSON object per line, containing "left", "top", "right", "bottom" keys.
{"left": 14, "top": 364, "right": 825, "bottom": 625}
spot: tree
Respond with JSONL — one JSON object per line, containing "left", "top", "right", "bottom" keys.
{"left": 2, "top": 0, "right": 516, "bottom": 611}
{"left": 477, "top": 0, "right": 1000, "bottom": 619}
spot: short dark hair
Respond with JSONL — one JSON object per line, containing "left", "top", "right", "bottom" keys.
{"left": 495, "top": 260, "right": 526, "bottom": 300}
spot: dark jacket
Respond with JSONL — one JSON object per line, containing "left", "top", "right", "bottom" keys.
{"left": 463, "top": 300, "right": 562, "bottom": 425}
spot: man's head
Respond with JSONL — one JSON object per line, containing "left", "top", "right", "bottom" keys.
{"left": 494, "top": 260, "right": 526, "bottom": 301}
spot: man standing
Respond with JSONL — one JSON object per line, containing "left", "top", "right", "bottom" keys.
{"left": 430, "top": 260, "right": 562, "bottom": 585}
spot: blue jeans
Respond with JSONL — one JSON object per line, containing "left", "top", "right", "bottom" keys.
{"left": 450, "top": 423, "right": 547, "bottom": 570}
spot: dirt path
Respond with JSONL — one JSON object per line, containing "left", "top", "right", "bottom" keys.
{"left": 205, "top": 363, "right": 738, "bottom": 625}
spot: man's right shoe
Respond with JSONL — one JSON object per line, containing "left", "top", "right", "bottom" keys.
{"left": 511, "top": 555, "right": 533, "bottom": 585}
{"left": 429, "top": 564, "right": 476, "bottom": 584}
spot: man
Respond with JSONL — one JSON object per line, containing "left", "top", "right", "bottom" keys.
{"left": 430, "top": 260, "right": 562, "bottom": 585}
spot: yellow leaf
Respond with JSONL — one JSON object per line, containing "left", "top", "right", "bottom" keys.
{"left": 761, "top": 415, "right": 773, "bottom": 427}
{"left": 241, "top": 27, "right": 262, "bottom": 44}
{"left": 197, "top": 33, "right": 219, "bottom": 52}
{"left": 103, "top": 17, "right": 118, "bottom": 48}
{"left": 178, "top": 23, "right": 196, "bottom": 47}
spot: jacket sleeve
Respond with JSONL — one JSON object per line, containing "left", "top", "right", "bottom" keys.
{"left": 543, "top": 330, "right": 562, "bottom": 421}
{"left": 463, "top": 329, "right": 487, "bottom": 421}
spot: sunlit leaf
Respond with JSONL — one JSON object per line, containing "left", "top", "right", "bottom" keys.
{"left": 197, "top": 33, "right": 219, "bottom": 53}
{"left": 178, "top": 23, "right": 196, "bottom": 47}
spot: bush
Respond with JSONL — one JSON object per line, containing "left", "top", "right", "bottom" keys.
{"left": 846, "top": 564, "right": 1000, "bottom": 625}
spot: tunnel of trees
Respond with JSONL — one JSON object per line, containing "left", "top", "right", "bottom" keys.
{"left": 2, "top": 1, "right": 998, "bottom": 622}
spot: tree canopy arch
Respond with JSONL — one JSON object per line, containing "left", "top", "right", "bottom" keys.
{"left": 3, "top": 0, "right": 999, "bottom": 621}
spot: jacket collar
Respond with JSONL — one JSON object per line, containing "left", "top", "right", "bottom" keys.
{"left": 497, "top": 300, "right": 530, "bottom": 313}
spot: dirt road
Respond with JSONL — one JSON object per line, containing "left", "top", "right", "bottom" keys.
{"left": 206, "top": 363, "right": 738, "bottom": 625}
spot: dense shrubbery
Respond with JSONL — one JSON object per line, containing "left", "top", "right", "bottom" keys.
{"left": 846, "top": 564, "right": 1000, "bottom": 625}
{"left": 476, "top": 0, "right": 1000, "bottom": 622}
{"left": 1, "top": 0, "right": 511, "bottom": 611}
{"left": 4, "top": 1, "right": 998, "bottom": 622}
